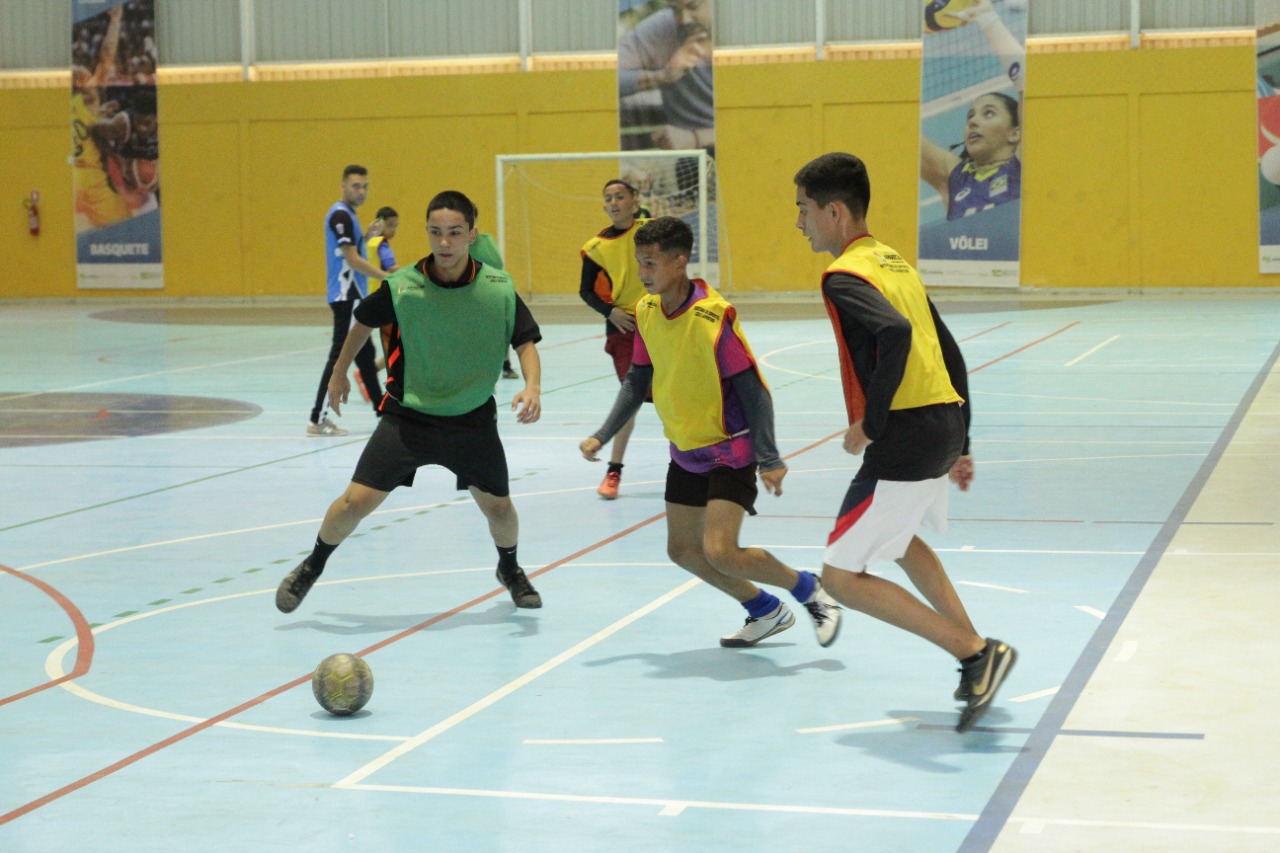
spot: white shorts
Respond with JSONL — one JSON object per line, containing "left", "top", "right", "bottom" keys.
{"left": 823, "top": 475, "right": 950, "bottom": 572}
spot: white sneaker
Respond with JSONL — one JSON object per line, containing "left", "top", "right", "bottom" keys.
{"left": 719, "top": 602, "right": 795, "bottom": 648}
{"left": 803, "top": 584, "right": 842, "bottom": 648}
{"left": 306, "top": 417, "right": 348, "bottom": 437}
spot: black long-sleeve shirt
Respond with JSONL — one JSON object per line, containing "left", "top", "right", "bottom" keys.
{"left": 823, "top": 272, "right": 970, "bottom": 480}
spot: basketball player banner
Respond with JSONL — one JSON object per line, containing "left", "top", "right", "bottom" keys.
{"left": 917, "top": 0, "right": 1027, "bottom": 287}
{"left": 72, "top": 0, "right": 162, "bottom": 289}
{"left": 1257, "top": 0, "right": 1280, "bottom": 273}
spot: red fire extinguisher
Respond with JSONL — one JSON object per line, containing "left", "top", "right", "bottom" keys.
{"left": 23, "top": 190, "right": 40, "bottom": 236}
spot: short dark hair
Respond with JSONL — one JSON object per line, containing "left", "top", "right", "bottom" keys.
{"left": 793, "top": 152, "right": 870, "bottom": 218}
{"left": 343, "top": 164, "right": 368, "bottom": 180}
{"left": 375, "top": 206, "right": 398, "bottom": 220}
{"left": 427, "top": 190, "right": 477, "bottom": 229}
{"left": 603, "top": 178, "right": 638, "bottom": 195}
{"left": 634, "top": 216, "right": 693, "bottom": 256}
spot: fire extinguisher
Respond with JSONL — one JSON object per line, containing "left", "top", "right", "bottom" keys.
{"left": 23, "top": 190, "right": 40, "bottom": 236}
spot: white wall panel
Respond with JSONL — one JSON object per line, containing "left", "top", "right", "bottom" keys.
{"left": 1141, "top": 0, "right": 1251, "bottom": 29}
{"left": 716, "top": 0, "right": 815, "bottom": 47}
{"left": 388, "top": 0, "right": 518, "bottom": 58}
{"left": 827, "top": 0, "right": 919, "bottom": 42}
{"left": 0, "top": 0, "right": 69, "bottom": 69}
{"left": 157, "top": 0, "right": 239, "bottom": 64}
{"left": 529, "top": 0, "right": 611, "bottom": 53}
{"left": 256, "top": 0, "right": 386, "bottom": 62}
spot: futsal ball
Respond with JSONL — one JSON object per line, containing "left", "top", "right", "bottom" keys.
{"left": 312, "top": 653, "right": 374, "bottom": 716}
{"left": 924, "top": 0, "right": 977, "bottom": 33}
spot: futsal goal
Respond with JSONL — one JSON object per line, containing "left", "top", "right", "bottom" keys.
{"left": 495, "top": 149, "right": 727, "bottom": 300}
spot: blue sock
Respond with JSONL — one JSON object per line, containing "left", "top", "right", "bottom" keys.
{"left": 790, "top": 570, "right": 816, "bottom": 604}
{"left": 743, "top": 590, "right": 780, "bottom": 619}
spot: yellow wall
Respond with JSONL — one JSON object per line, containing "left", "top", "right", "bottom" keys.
{"left": 0, "top": 45, "right": 1268, "bottom": 299}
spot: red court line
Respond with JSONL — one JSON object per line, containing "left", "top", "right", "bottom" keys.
{"left": 958, "top": 320, "right": 1011, "bottom": 343}
{"left": 968, "top": 322, "right": 1079, "bottom": 373}
{"left": 1, "top": 321, "right": 1073, "bottom": 824}
{"left": 0, "top": 563, "right": 95, "bottom": 709}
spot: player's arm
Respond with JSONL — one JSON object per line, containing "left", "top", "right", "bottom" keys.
{"left": 928, "top": 296, "right": 971, "bottom": 454}
{"left": 962, "top": 0, "right": 1025, "bottom": 93}
{"left": 822, "top": 274, "right": 911, "bottom": 442}
{"left": 729, "top": 368, "right": 786, "bottom": 495}
{"left": 92, "top": 5, "right": 123, "bottom": 85}
{"left": 327, "top": 321, "right": 376, "bottom": 416}
{"left": 510, "top": 295, "right": 542, "bottom": 424}
{"left": 582, "top": 364, "right": 651, "bottom": 459}
{"left": 921, "top": 135, "right": 960, "bottom": 211}
{"left": 340, "top": 244, "right": 387, "bottom": 280}
{"left": 579, "top": 254, "right": 634, "bottom": 333}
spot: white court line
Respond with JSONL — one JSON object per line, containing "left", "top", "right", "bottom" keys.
{"left": 956, "top": 580, "right": 1028, "bottom": 594}
{"left": 0, "top": 345, "right": 322, "bottom": 402}
{"left": 1076, "top": 605, "right": 1107, "bottom": 619}
{"left": 1065, "top": 335, "right": 1119, "bottom": 366}
{"left": 1114, "top": 640, "right": 1139, "bottom": 663}
{"left": 975, "top": 390, "right": 1235, "bottom": 407}
{"left": 523, "top": 738, "right": 663, "bottom": 745}
{"left": 333, "top": 578, "right": 703, "bottom": 789}
{"left": 340, "top": 783, "right": 977, "bottom": 822}
{"left": 796, "top": 717, "right": 918, "bottom": 734}
{"left": 760, "top": 546, "right": 1145, "bottom": 556}
{"left": 1010, "top": 687, "right": 1059, "bottom": 703}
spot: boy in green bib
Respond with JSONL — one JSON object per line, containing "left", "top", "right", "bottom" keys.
{"left": 277, "top": 191, "right": 544, "bottom": 613}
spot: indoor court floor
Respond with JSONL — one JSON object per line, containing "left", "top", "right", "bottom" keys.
{"left": 1, "top": 292, "right": 1277, "bottom": 852}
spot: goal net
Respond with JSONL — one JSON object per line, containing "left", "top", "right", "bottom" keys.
{"left": 495, "top": 149, "right": 727, "bottom": 300}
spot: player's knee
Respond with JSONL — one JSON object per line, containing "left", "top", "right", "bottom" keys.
{"left": 703, "top": 538, "right": 744, "bottom": 576}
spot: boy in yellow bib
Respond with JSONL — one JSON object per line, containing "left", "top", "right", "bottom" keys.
{"left": 794, "top": 152, "right": 1016, "bottom": 732}
{"left": 580, "top": 217, "right": 841, "bottom": 648}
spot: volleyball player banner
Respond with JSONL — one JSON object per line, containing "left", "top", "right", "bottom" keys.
{"left": 72, "top": 0, "right": 162, "bottom": 289}
{"left": 616, "top": 0, "right": 719, "bottom": 267}
{"left": 1257, "top": 0, "right": 1280, "bottom": 273}
{"left": 917, "top": 0, "right": 1027, "bottom": 288}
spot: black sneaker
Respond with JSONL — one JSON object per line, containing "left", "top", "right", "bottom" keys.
{"left": 276, "top": 560, "right": 320, "bottom": 613}
{"left": 954, "top": 670, "right": 970, "bottom": 702}
{"left": 496, "top": 565, "right": 542, "bottom": 609}
{"left": 956, "top": 638, "right": 1017, "bottom": 733}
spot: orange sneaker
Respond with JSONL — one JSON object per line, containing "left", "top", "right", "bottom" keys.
{"left": 597, "top": 470, "right": 621, "bottom": 500}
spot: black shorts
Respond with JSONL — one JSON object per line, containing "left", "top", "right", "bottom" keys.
{"left": 664, "top": 461, "right": 759, "bottom": 516}
{"left": 351, "top": 401, "right": 510, "bottom": 496}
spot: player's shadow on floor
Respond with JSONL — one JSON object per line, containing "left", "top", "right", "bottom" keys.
{"left": 830, "top": 708, "right": 1025, "bottom": 774}
{"left": 275, "top": 603, "right": 539, "bottom": 638}
{"left": 584, "top": 648, "right": 846, "bottom": 681}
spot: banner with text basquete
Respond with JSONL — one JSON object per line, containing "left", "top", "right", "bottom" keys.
{"left": 72, "top": 0, "right": 161, "bottom": 289}
{"left": 917, "top": 0, "right": 1027, "bottom": 288}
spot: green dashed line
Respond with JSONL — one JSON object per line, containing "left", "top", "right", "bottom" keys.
{"left": 272, "top": 558, "right": 292, "bottom": 564}
{"left": 114, "top": 610, "right": 138, "bottom": 618}
{"left": 393, "top": 517, "right": 409, "bottom": 523}
{"left": 181, "top": 588, "right": 203, "bottom": 595}
{"left": 242, "top": 568, "right": 262, "bottom": 574}
{"left": 149, "top": 598, "right": 171, "bottom": 605}
{"left": 371, "top": 525, "right": 387, "bottom": 530}
{"left": 214, "top": 578, "right": 233, "bottom": 584}
{"left": 39, "top": 636, "right": 65, "bottom": 644}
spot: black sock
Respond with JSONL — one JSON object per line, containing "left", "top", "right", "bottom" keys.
{"left": 309, "top": 537, "right": 338, "bottom": 574}
{"left": 497, "top": 545, "right": 519, "bottom": 572}
{"left": 960, "top": 644, "right": 988, "bottom": 665}
{"left": 607, "top": 462, "right": 624, "bottom": 475}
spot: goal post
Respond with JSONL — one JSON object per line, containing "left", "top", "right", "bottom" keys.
{"left": 495, "top": 149, "right": 726, "bottom": 300}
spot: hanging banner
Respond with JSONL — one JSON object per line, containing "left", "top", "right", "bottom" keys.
{"left": 1257, "top": 0, "right": 1280, "bottom": 273}
{"left": 917, "top": 0, "right": 1027, "bottom": 287}
{"left": 72, "top": 0, "right": 162, "bottom": 289}
{"left": 616, "top": 0, "right": 719, "bottom": 270}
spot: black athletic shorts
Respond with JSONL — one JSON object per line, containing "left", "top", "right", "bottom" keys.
{"left": 664, "top": 460, "right": 759, "bottom": 516}
{"left": 351, "top": 400, "right": 509, "bottom": 496}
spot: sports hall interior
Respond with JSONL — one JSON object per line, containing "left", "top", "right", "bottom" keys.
{"left": 1, "top": 2, "right": 1276, "bottom": 852}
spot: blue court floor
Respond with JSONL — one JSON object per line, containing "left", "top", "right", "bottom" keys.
{"left": 1, "top": 292, "right": 1277, "bottom": 852}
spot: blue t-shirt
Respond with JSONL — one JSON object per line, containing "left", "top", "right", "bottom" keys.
{"left": 946, "top": 157, "right": 1021, "bottom": 221}
{"left": 325, "top": 201, "right": 368, "bottom": 303}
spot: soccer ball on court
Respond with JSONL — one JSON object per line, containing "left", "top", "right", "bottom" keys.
{"left": 312, "top": 653, "right": 374, "bottom": 716}
{"left": 924, "top": 0, "right": 978, "bottom": 33}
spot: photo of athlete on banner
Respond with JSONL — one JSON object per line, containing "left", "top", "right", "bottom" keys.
{"left": 1256, "top": 1, "right": 1280, "bottom": 273}
{"left": 71, "top": 0, "right": 162, "bottom": 289}
{"left": 917, "top": 0, "right": 1026, "bottom": 287}
{"left": 616, "top": 0, "right": 719, "bottom": 267}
